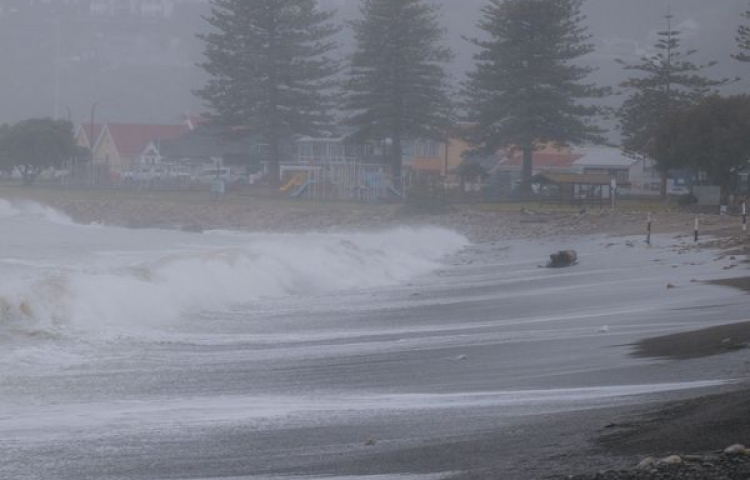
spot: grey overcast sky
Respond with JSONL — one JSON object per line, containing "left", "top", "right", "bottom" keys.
{"left": 0, "top": 0, "right": 748, "bottom": 128}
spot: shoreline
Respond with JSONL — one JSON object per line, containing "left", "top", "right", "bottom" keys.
{"left": 1, "top": 186, "right": 747, "bottom": 243}
{"left": 4, "top": 186, "right": 750, "bottom": 479}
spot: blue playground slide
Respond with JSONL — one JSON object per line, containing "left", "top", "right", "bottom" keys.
{"left": 290, "top": 181, "right": 312, "bottom": 198}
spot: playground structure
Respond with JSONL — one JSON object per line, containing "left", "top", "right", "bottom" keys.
{"left": 280, "top": 162, "right": 402, "bottom": 202}
{"left": 280, "top": 171, "right": 309, "bottom": 195}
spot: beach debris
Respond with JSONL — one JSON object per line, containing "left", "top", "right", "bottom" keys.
{"left": 658, "top": 455, "right": 683, "bottom": 466}
{"left": 365, "top": 437, "right": 376, "bottom": 446}
{"left": 598, "top": 326, "right": 610, "bottom": 334}
{"left": 636, "top": 457, "right": 657, "bottom": 469}
{"left": 723, "top": 444, "right": 749, "bottom": 455}
{"left": 547, "top": 250, "right": 578, "bottom": 268}
{"left": 666, "top": 283, "right": 676, "bottom": 289}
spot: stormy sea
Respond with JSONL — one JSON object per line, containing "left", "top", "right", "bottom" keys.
{"left": 1, "top": 199, "right": 749, "bottom": 480}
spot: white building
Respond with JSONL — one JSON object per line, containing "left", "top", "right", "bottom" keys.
{"left": 573, "top": 147, "right": 661, "bottom": 193}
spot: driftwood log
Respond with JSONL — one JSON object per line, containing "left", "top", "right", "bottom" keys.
{"left": 547, "top": 250, "right": 578, "bottom": 268}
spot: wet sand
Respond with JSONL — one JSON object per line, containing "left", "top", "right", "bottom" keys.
{"left": 633, "top": 321, "right": 750, "bottom": 360}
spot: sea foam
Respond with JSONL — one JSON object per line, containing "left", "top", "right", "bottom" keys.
{"left": 0, "top": 203, "right": 467, "bottom": 343}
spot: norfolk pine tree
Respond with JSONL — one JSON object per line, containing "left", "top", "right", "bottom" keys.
{"left": 734, "top": 7, "right": 750, "bottom": 63}
{"left": 196, "top": 0, "right": 339, "bottom": 187}
{"left": 618, "top": 13, "right": 729, "bottom": 197}
{"left": 462, "top": 0, "right": 608, "bottom": 195}
{"left": 345, "top": 0, "right": 454, "bottom": 186}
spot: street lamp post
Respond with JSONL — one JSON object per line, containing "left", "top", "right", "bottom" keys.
{"left": 90, "top": 101, "right": 100, "bottom": 148}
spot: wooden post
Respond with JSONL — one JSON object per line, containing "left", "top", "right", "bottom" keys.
{"left": 694, "top": 216, "right": 699, "bottom": 243}
{"left": 647, "top": 212, "right": 652, "bottom": 245}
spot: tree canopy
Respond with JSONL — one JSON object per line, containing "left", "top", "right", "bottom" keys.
{"left": 462, "top": 0, "right": 609, "bottom": 194}
{"left": 734, "top": 8, "right": 750, "bottom": 63}
{"left": 617, "top": 14, "right": 729, "bottom": 196}
{"left": 654, "top": 95, "right": 750, "bottom": 194}
{"left": 0, "top": 118, "right": 77, "bottom": 185}
{"left": 196, "top": 0, "right": 340, "bottom": 187}
{"left": 344, "top": 0, "right": 454, "bottom": 185}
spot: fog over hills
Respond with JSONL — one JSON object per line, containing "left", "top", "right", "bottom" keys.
{"left": 1, "top": 0, "right": 747, "bottom": 135}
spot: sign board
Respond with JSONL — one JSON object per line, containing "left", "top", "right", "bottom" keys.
{"left": 693, "top": 185, "right": 721, "bottom": 206}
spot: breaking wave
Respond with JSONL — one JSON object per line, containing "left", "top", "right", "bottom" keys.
{"left": 0, "top": 198, "right": 74, "bottom": 225}
{"left": 0, "top": 220, "right": 467, "bottom": 343}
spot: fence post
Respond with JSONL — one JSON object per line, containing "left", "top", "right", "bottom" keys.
{"left": 694, "top": 216, "right": 699, "bottom": 243}
{"left": 646, "top": 212, "right": 652, "bottom": 245}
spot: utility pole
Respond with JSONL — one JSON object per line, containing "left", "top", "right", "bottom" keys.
{"left": 53, "top": 19, "right": 62, "bottom": 119}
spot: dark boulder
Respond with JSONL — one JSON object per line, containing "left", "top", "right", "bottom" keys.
{"left": 547, "top": 250, "right": 578, "bottom": 268}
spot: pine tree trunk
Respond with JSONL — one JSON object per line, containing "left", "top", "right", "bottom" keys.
{"left": 392, "top": 132, "right": 403, "bottom": 188}
{"left": 520, "top": 144, "right": 534, "bottom": 197}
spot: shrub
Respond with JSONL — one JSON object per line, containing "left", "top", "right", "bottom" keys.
{"left": 404, "top": 179, "right": 449, "bottom": 214}
{"left": 677, "top": 192, "right": 698, "bottom": 207}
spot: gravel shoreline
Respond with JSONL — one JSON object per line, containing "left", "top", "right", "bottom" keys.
{"left": 3, "top": 188, "right": 747, "bottom": 243}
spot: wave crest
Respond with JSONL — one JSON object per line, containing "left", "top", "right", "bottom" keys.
{"left": 1, "top": 227, "right": 467, "bottom": 342}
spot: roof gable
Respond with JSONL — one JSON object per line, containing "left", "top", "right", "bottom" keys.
{"left": 77, "top": 122, "right": 187, "bottom": 156}
{"left": 502, "top": 151, "right": 583, "bottom": 168}
{"left": 106, "top": 123, "right": 187, "bottom": 157}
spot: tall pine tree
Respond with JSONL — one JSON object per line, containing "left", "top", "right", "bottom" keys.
{"left": 196, "top": 0, "right": 339, "bottom": 187}
{"left": 618, "top": 13, "right": 728, "bottom": 197}
{"left": 734, "top": 7, "right": 750, "bottom": 62}
{"left": 462, "top": 0, "right": 608, "bottom": 194}
{"left": 344, "top": 0, "right": 453, "bottom": 185}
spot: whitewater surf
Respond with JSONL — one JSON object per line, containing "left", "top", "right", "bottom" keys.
{"left": 2, "top": 199, "right": 750, "bottom": 480}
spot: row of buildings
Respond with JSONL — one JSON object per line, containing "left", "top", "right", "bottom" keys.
{"left": 68, "top": 117, "right": 663, "bottom": 196}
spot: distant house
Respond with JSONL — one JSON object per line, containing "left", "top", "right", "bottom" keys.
{"left": 74, "top": 122, "right": 188, "bottom": 171}
{"left": 495, "top": 145, "right": 583, "bottom": 175}
{"left": 294, "top": 133, "right": 364, "bottom": 165}
{"left": 403, "top": 127, "right": 477, "bottom": 178}
{"left": 490, "top": 145, "right": 662, "bottom": 194}
{"left": 533, "top": 172, "right": 627, "bottom": 205}
{"left": 573, "top": 148, "right": 660, "bottom": 192}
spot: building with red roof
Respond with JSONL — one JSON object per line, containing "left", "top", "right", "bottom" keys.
{"left": 496, "top": 147, "right": 583, "bottom": 173}
{"left": 75, "top": 122, "right": 189, "bottom": 170}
